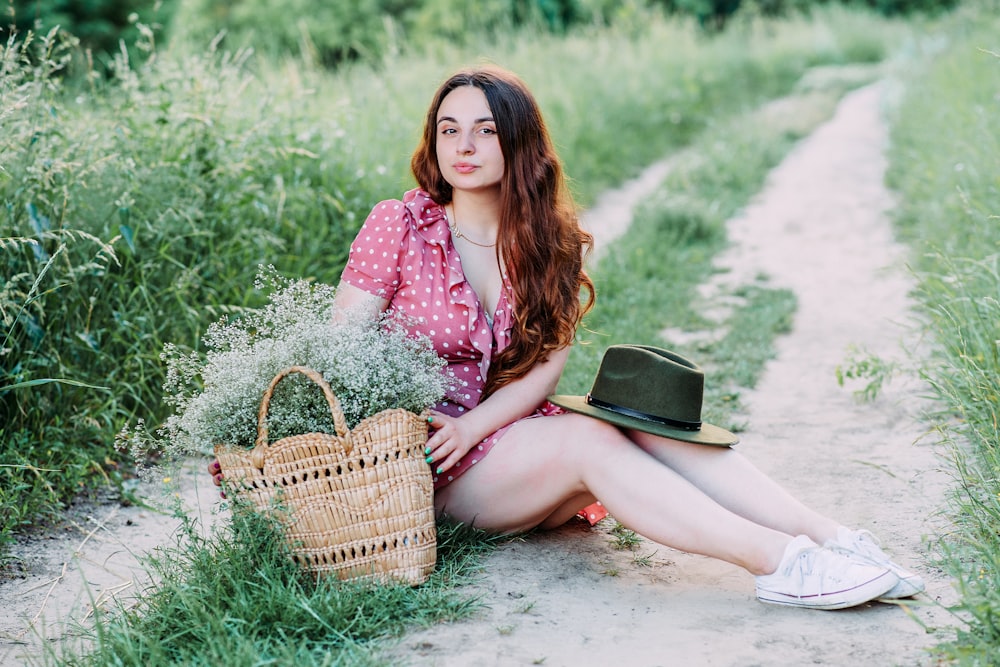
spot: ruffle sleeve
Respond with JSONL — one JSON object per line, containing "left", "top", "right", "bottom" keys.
{"left": 340, "top": 190, "right": 451, "bottom": 300}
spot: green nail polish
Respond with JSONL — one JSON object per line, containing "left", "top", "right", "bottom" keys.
{"left": 436, "top": 467, "right": 443, "bottom": 474}
{"left": 427, "top": 416, "right": 434, "bottom": 423}
{"left": 425, "top": 456, "right": 433, "bottom": 464}
{"left": 424, "top": 447, "right": 431, "bottom": 455}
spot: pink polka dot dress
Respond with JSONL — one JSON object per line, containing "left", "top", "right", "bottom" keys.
{"left": 341, "top": 188, "right": 607, "bottom": 525}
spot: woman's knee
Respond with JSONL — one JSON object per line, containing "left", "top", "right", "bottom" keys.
{"left": 556, "top": 413, "right": 635, "bottom": 457}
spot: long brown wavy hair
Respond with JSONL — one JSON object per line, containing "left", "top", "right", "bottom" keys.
{"left": 411, "top": 65, "right": 595, "bottom": 397}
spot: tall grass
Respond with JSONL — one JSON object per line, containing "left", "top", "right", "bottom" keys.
{"left": 883, "top": 5, "right": 1000, "bottom": 662}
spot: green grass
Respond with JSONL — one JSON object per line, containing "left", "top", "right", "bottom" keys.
{"left": 42, "top": 503, "right": 505, "bottom": 666}
{"left": 610, "top": 521, "right": 643, "bottom": 551}
{"left": 881, "top": 4, "right": 1000, "bottom": 663}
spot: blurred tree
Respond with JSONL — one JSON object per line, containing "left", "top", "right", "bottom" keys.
{"left": 650, "top": 0, "right": 957, "bottom": 31}
{"left": 4, "top": 0, "right": 179, "bottom": 61}
{"left": 171, "top": 0, "right": 637, "bottom": 68}
{"left": 851, "top": 0, "right": 958, "bottom": 15}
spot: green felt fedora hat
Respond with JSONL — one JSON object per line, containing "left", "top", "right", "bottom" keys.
{"left": 548, "top": 345, "right": 739, "bottom": 446}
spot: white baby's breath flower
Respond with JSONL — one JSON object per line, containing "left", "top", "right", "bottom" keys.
{"left": 130, "top": 266, "right": 448, "bottom": 459}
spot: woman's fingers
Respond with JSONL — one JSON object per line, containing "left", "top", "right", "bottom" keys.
{"left": 425, "top": 411, "right": 447, "bottom": 447}
{"left": 426, "top": 411, "right": 444, "bottom": 431}
{"left": 207, "top": 459, "right": 226, "bottom": 498}
{"left": 424, "top": 416, "right": 445, "bottom": 465}
{"left": 435, "top": 449, "right": 466, "bottom": 475}
{"left": 424, "top": 412, "right": 455, "bottom": 471}
{"left": 423, "top": 412, "right": 473, "bottom": 474}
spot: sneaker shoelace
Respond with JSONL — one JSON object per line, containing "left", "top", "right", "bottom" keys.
{"left": 833, "top": 529, "right": 889, "bottom": 565}
{"left": 783, "top": 545, "right": 836, "bottom": 597}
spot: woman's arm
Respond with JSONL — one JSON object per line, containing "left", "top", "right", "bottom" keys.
{"left": 332, "top": 282, "right": 389, "bottom": 321}
{"left": 426, "top": 345, "right": 571, "bottom": 474}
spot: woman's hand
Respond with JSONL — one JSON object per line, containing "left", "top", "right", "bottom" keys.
{"left": 424, "top": 411, "right": 480, "bottom": 475}
{"left": 422, "top": 347, "right": 572, "bottom": 476}
{"left": 207, "top": 459, "right": 226, "bottom": 499}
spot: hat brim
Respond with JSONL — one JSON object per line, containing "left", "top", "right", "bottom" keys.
{"left": 548, "top": 394, "right": 739, "bottom": 447}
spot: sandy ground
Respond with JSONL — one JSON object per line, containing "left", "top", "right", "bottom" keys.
{"left": 0, "top": 81, "right": 959, "bottom": 666}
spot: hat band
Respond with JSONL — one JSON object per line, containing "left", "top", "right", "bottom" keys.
{"left": 586, "top": 394, "right": 702, "bottom": 431}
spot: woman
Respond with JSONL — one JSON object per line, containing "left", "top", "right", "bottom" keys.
{"left": 211, "top": 65, "right": 922, "bottom": 609}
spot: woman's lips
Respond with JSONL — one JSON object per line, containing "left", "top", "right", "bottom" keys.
{"left": 453, "top": 163, "right": 478, "bottom": 174}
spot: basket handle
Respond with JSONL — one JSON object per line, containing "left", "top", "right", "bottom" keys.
{"left": 250, "top": 365, "right": 352, "bottom": 469}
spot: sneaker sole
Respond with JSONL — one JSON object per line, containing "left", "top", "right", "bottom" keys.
{"left": 878, "top": 576, "right": 926, "bottom": 600}
{"left": 757, "top": 570, "right": 898, "bottom": 610}
{"left": 826, "top": 542, "right": 926, "bottom": 600}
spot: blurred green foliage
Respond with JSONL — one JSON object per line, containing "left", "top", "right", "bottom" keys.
{"left": 651, "top": 0, "right": 957, "bottom": 31}
{"left": 172, "top": 0, "right": 956, "bottom": 64}
{"left": 169, "top": 0, "right": 638, "bottom": 67}
{"left": 4, "top": 0, "right": 180, "bottom": 65}
{"left": 4, "top": 0, "right": 952, "bottom": 65}
{"left": 172, "top": 0, "right": 409, "bottom": 67}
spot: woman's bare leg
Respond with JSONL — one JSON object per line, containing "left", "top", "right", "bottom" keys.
{"left": 434, "top": 413, "right": 793, "bottom": 575}
{"left": 628, "top": 430, "right": 841, "bottom": 545}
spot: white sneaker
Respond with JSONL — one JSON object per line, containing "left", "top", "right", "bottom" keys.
{"left": 756, "top": 535, "right": 898, "bottom": 610}
{"left": 826, "top": 527, "right": 925, "bottom": 599}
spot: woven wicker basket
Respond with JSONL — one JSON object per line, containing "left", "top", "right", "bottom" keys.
{"left": 214, "top": 365, "right": 436, "bottom": 585}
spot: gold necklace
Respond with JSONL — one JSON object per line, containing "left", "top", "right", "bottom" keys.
{"left": 448, "top": 205, "right": 496, "bottom": 248}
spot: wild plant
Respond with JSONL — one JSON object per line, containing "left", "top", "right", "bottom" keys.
{"left": 122, "top": 266, "right": 449, "bottom": 467}
{"left": 917, "top": 253, "right": 1000, "bottom": 662}
{"left": 1, "top": 20, "right": 398, "bottom": 554}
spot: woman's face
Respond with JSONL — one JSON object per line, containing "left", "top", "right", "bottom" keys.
{"left": 435, "top": 85, "right": 505, "bottom": 196}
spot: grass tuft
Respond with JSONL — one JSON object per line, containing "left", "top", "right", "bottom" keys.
{"left": 47, "top": 503, "right": 505, "bottom": 666}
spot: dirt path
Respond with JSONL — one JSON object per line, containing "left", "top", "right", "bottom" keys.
{"left": 0, "top": 81, "right": 958, "bottom": 666}
{"left": 0, "top": 460, "right": 222, "bottom": 666}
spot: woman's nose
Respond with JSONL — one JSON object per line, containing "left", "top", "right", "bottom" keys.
{"left": 457, "top": 134, "right": 475, "bottom": 154}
